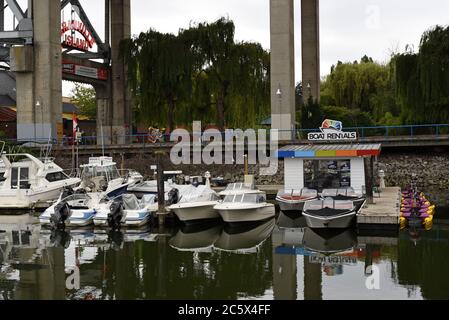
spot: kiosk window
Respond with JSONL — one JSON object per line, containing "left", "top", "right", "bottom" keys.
{"left": 304, "top": 160, "right": 351, "bottom": 192}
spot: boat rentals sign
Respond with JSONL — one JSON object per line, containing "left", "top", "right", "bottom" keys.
{"left": 308, "top": 119, "right": 357, "bottom": 142}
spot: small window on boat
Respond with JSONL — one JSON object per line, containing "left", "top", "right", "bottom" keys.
{"left": 46, "top": 171, "right": 70, "bottom": 182}
{"left": 11, "top": 168, "right": 18, "bottom": 189}
{"left": 19, "top": 168, "right": 30, "bottom": 189}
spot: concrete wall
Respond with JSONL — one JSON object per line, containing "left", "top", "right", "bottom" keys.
{"left": 270, "top": 0, "right": 296, "bottom": 141}
{"left": 285, "top": 158, "right": 304, "bottom": 190}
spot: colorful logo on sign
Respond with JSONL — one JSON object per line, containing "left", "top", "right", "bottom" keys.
{"left": 308, "top": 119, "right": 357, "bottom": 141}
{"left": 61, "top": 20, "right": 96, "bottom": 51}
{"left": 321, "top": 119, "right": 343, "bottom": 132}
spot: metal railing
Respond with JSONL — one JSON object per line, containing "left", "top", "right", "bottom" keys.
{"left": 4, "top": 123, "right": 449, "bottom": 147}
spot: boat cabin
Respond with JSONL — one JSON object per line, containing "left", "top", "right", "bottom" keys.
{"left": 80, "top": 157, "right": 121, "bottom": 189}
{"left": 0, "top": 154, "right": 72, "bottom": 190}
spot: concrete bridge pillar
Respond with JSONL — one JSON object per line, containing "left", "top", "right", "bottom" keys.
{"left": 302, "top": 0, "right": 320, "bottom": 104}
{"left": 110, "top": 0, "right": 132, "bottom": 145}
{"left": 14, "top": 0, "right": 62, "bottom": 142}
{"left": 270, "top": 0, "right": 296, "bottom": 141}
{"left": 270, "top": 0, "right": 320, "bottom": 140}
{"left": 95, "top": 84, "right": 112, "bottom": 145}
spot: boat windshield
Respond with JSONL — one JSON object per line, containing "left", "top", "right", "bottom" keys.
{"left": 223, "top": 193, "right": 267, "bottom": 204}
{"left": 62, "top": 194, "right": 92, "bottom": 203}
{"left": 304, "top": 198, "right": 354, "bottom": 211}
{"left": 277, "top": 188, "right": 318, "bottom": 199}
{"left": 322, "top": 187, "right": 359, "bottom": 197}
{"left": 81, "top": 164, "right": 121, "bottom": 182}
{"left": 224, "top": 183, "right": 254, "bottom": 192}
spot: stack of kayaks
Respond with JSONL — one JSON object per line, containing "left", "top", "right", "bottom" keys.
{"left": 400, "top": 189, "right": 435, "bottom": 230}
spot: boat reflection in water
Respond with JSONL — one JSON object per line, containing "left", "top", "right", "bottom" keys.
{"left": 169, "top": 218, "right": 275, "bottom": 254}
{"left": 276, "top": 213, "right": 307, "bottom": 246}
{"left": 215, "top": 219, "right": 275, "bottom": 254}
{"left": 169, "top": 221, "right": 223, "bottom": 252}
{"left": 302, "top": 228, "right": 358, "bottom": 256}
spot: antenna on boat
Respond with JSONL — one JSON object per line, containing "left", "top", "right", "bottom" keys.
{"left": 0, "top": 141, "right": 5, "bottom": 155}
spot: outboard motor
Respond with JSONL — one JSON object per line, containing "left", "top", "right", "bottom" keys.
{"left": 167, "top": 188, "right": 180, "bottom": 206}
{"left": 108, "top": 230, "right": 124, "bottom": 251}
{"left": 108, "top": 198, "right": 124, "bottom": 230}
{"left": 50, "top": 229, "right": 72, "bottom": 249}
{"left": 61, "top": 186, "right": 74, "bottom": 199}
{"left": 50, "top": 201, "right": 71, "bottom": 229}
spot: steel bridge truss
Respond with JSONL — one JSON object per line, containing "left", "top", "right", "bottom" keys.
{"left": 0, "top": 0, "right": 110, "bottom": 67}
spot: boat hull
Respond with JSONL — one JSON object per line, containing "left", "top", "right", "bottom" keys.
{"left": 302, "top": 211, "right": 356, "bottom": 229}
{"left": 277, "top": 199, "right": 307, "bottom": 214}
{"left": 170, "top": 202, "right": 220, "bottom": 223}
{"left": 215, "top": 204, "right": 275, "bottom": 223}
{"left": 0, "top": 179, "right": 80, "bottom": 209}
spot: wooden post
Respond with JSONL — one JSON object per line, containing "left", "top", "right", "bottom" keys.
{"left": 156, "top": 150, "right": 166, "bottom": 226}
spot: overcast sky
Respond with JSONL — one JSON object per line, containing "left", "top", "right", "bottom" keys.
{"left": 60, "top": 0, "right": 449, "bottom": 95}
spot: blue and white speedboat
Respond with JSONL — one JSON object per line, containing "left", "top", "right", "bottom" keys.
{"left": 93, "top": 194, "right": 157, "bottom": 228}
{"left": 39, "top": 192, "right": 100, "bottom": 227}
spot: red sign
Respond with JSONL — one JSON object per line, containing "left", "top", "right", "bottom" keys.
{"left": 63, "top": 61, "right": 108, "bottom": 81}
{"left": 61, "top": 20, "right": 96, "bottom": 51}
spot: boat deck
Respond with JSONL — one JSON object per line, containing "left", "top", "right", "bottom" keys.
{"left": 357, "top": 187, "right": 401, "bottom": 227}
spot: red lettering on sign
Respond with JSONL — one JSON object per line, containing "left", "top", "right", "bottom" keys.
{"left": 61, "top": 20, "right": 96, "bottom": 51}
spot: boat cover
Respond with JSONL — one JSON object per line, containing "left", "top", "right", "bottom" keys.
{"left": 122, "top": 194, "right": 141, "bottom": 210}
{"left": 179, "top": 185, "right": 220, "bottom": 203}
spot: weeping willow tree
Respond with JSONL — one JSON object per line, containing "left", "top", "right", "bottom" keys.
{"left": 121, "top": 30, "right": 196, "bottom": 132}
{"left": 121, "top": 17, "right": 271, "bottom": 131}
{"left": 321, "top": 57, "right": 399, "bottom": 124}
{"left": 183, "top": 17, "right": 270, "bottom": 131}
{"left": 394, "top": 25, "right": 449, "bottom": 124}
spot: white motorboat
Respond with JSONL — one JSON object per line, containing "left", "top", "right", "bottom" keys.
{"left": 214, "top": 192, "right": 275, "bottom": 223}
{"left": 168, "top": 185, "right": 221, "bottom": 223}
{"left": 77, "top": 157, "right": 142, "bottom": 198}
{"left": 39, "top": 192, "right": 100, "bottom": 227}
{"left": 0, "top": 153, "right": 81, "bottom": 209}
{"left": 276, "top": 188, "right": 318, "bottom": 214}
{"left": 214, "top": 218, "right": 275, "bottom": 254}
{"left": 93, "top": 194, "right": 157, "bottom": 228}
{"left": 302, "top": 198, "right": 357, "bottom": 229}
{"left": 218, "top": 182, "right": 260, "bottom": 198}
{"left": 321, "top": 187, "right": 366, "bottom": 212}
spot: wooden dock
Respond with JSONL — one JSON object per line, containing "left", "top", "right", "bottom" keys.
{"left": 357, "top": 187, "right": 401, "bottom": 227}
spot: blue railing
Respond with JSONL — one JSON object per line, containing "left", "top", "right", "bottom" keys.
{"left": 5, "top": 123, "right": 449, "bottom": 147}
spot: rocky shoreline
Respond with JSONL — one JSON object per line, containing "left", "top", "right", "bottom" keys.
{"left": 54, "top": 151, "right": 448, "bottom": 200}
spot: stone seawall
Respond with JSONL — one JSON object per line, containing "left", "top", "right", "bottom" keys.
{"left": 54, "top": 151, "right": 448, "bottom": 194}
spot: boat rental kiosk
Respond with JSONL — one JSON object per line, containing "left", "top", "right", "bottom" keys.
{"left": 277, "top": 120, "right": 382, "bottom": 196}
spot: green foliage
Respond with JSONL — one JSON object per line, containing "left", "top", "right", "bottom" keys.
{"left": 121, "top": 17, "right": 271, "bottom": 131}
{"left": 322, "top": 56, "right": 399, "bottom": 125}
{"left": 70, "top": 84, "right": 96, "bottom": 119}
{"left": 320, "top": 106, "right": 374, "bottom": 127}
{"left": 394, "top": 25, "right": 449, "bottom": 124}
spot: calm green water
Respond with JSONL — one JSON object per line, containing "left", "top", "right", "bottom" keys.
{"left": 0, "top": 204, "right": 448, "bottom": 300}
